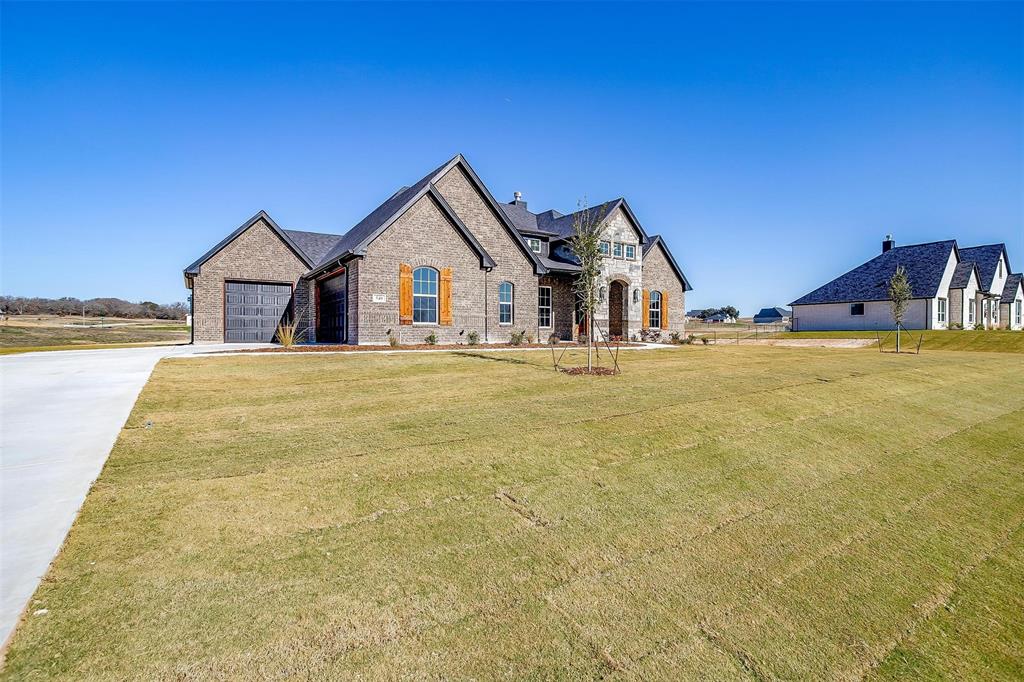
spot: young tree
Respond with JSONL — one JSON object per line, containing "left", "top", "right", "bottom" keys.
{"left": 888, "top": 266, "right": 912, "bottom": 353}
{"left": 568, "top": 199, "right": 606, "bottom": 371}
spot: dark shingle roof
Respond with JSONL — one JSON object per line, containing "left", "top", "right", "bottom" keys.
{"left": 790, "top": 240, "right": 957, "bottom": 306}
{"left": 753, "top": 307, "right": 790, "bottom": 320}
{"left": 499, "top": 202, "right": 559, "bottom": 236}
{"left": 1002, "top": 273, "right": 1023, "bottom": 303}
{"left": 311, "top": 154, "right": 543, "bottom": 276}
{"left": 949, "top": 261, "right": 979, "bottom": 289}
{"left": 282, "top": 229, "right": 344, "bottom": 265}
{"left": 184, "top": 210, "right": 316, "bottom": 276}
{"left": 958, "top": 244, "right": 1010, "bottom": 291}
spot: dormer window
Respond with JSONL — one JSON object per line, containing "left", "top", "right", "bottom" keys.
{"left": 526, "top": 237, "right": 542, "bottom": 254}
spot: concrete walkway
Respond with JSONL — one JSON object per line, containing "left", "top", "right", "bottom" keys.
{"left": 0, "top": 343, "right": 268, "bottom": 648}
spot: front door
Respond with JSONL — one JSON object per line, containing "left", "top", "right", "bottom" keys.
{"left": 609, "top": 280, "right": 626, "bottom": 339}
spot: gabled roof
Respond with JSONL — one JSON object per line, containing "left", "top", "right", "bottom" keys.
{"left": 754, "top": 307, "right": 790, "bottom": 320}
{"left": 282, "top": 229, "right": 345, "bottom": 265}
{"left": 958, "top": 244, "right": 1010, "bottom": 291}
{"left": 1002, "top": 273, "right": 1023, "bottom": 303}
{"left": 949, "top": 261, "right": 980, "bottom": 289}
{"left": 184, "top": 210, "right": 317, "bottom": 276}
{"left": 310, "top": 154, "right": 544, "bottom": 276}
{"left": 790, "top": 240, "right": 958, "bottom": 306}
{"left": 538, "top": 198, "right": 650, "bottom": 243}
{"left": 500, "top": 202, "right": 559, "bottom": 236}
{"left": 642, "top": 234, "right": 693, "bottom": 291}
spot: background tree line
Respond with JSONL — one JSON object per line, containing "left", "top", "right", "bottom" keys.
{"left": 0, "top": 295, "right": 188, "bottom": 320}
{"left": 695, "top": 305, "right": 740, "bottom": 320}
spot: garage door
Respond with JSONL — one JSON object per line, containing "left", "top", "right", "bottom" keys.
{"left": 225, "top": 281, "right": 292, "bottom": 342}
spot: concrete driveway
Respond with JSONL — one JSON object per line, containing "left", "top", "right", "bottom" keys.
{"left": 0, "top": 343, "right": 266, "bottom": 648}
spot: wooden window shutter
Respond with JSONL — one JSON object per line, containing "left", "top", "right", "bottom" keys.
{"left": 439, "top": 267, "right": 453, "bottom": 326}
{"left": 660, "top": 291, "right": 669, "bottom": 329}
{"left": 399, "top": 263, "right": 413, "bottom": 325}
{"left": 642, "top": 289, "right": 650, "bottom": 326}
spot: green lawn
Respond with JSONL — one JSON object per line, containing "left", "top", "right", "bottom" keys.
{"left": 4, "top": 346, "right": 1023, "bottom": 679}
{"left": 0, "top": 318, "right": 189, "bottom": 354}
{"left": 778, "top": 328, "right": 1024, "bottom": 352}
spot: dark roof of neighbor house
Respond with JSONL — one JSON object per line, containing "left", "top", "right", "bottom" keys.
{"left": 958, "top": 244, "right": 1010, "bottom": 291}
{"left": 1002, "top": 273, "right": 1023, "bottom": 303}
{"left": 642, "top": 235, "right": 693, "bottom": 291}
{"left": 282, "top": 229, "right": 345, "bottom": 265}
{"left": 949, "top": 261, "right": 980, "bottom": 289}
{"left": 184, "top": 210, "right": 317, "bottom": 277}
{"left": 310, "top": 154, "right": 544, "bottom": 276}
{"left": 753, "top": 307, "right": 791, "bottom": 320}
{"left": 705, "top": 312, "right": 731, "bottom": 321}
{"left": 790, "top": 240, "right": 958, "bottom": 306}
{"left": 686, "top": 309, "right": 704, "bottom": 317}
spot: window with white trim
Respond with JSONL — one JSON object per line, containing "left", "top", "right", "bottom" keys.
{"left": 648, "top": 291, "right": 662, "bottom": 328}
{"left": 613, "top": 242, "right": 624, "bottom": 258}
{"left": 993, "top": 302, "right": 999, "bottom": 323}
{"left": 625, "top": 244, "right": 636, "bottom": 260}
{"left": 937, "top": 298, "right": 946, "bottom": 324}
{"left": 498, "top": 281, "right": 514, "bottom": 325}
{"left": 538, "top": 286, "right": 552, "bottom": 328}
{"left": 412, "top": 267, "right": 438, "bottom": 324}
{"left": 969, "top": 300, "right": 975, "bottom": 324}
{"left": 526, "top": 237, "right": 542, "bottom": 254}
{"left": 850, "top": 303, "right": 865, "bottom": 316}
{"left": 599, "top": 241, "right": 610, "bottom": 256}
{"left": 1016, "top": 300, "right": 1022, "bottom": 325}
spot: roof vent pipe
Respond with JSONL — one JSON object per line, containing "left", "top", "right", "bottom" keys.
{"left": 511, "top": 191, "right": 526, "bottom": 208}
{"left": 882, "top": 234, "right": 895, "bottom": 253}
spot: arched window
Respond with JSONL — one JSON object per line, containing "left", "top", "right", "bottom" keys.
{"left": 413, "top": 267, "right": 438, "bottom": 324}
{"left": 648, "top": 291, "right": 662, "bottom": 328}
{"left": 498, "top": 281, "right": 514, "bottom": 325}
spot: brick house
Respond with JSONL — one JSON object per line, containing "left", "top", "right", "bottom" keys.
{"left": 184, "top": 154, "right": 692, "bottom": 344}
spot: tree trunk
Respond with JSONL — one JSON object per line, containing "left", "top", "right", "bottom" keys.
{"left": 895, "top": 324, "right": 901, "bottom": 353}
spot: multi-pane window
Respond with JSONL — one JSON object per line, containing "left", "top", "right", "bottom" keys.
{"left": 499, "top": 281, "right": 514, "bottom": 325}
{"left": 1016, "top": 300, "right": 1022, "bottom": 325}
{"left": 412, "top": 267, "right": 438, "bottom": 324}
{"left": 599, "top": 241, "right": 610, "bottom": 256}
{"left": 648, "top": 291, "right": 662, "bottom": 328}
{"left": 526, "top": 237, "right": 542, "bottom": 254}
{"left": 625, "top": 244, "right": 636, "bottom": 260}
{"left": 850, "top": 303, "right": 865, "bottom": 316}
{"left": 937, "top": 298, "right": 947, "bottom": 324}
{"left": 613, "top": 242, "right": 624, "bottom": 258}
{"left": 993, "top": 303, "right": 999, "bottom": 323}
{"left": 969, "top": 300, "right": 975, "bottom": 324}
{"left": 538, "top": 286, "right": 552, "bottom": 328}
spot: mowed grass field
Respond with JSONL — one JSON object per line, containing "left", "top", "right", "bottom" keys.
{"left": 0, "top": 316, "right": 189, "bottom": 354}
{"left": 777, "top": 329, "right": 1024, "bottom": 353}
{"left": 4, "top": 346, "right": 1023, "bottom": 679}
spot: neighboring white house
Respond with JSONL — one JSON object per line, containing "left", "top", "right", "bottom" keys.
{"left": 1000, "top": 274, "right": 1023, "bottom": 331}
{"left": 790, "top": 237, "right": 1020, "bottom": 332}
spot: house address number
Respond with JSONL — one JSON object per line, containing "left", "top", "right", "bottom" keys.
{"left": 372, "top": 294, "right": 387, "bottom": 303}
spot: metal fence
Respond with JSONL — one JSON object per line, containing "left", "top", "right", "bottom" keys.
{"left": 684, "top": 321, "right": 790, "bottom": 342}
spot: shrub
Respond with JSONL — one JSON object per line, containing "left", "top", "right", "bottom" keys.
{"left": 687, "top": 333, "right": 698, "bottom": 345}
{"left": 387, "top": 329, "right": 400, "bottom": 347}
{"left": 577, "top": 333, "right": 588, "bottom": 346}
{"left": 424, "top": 332, "right": 438, "bottom": 345}
{"left": 509, "top": 330, "right": 526, "bottom": 346}
{"left": 948, "top": 321, "right": 963, "bottom": 330}
{"left": 547, "top": 333, "right": 560, "bottom": 345}
{"left": 526, "top": 332, "right": 535, "bottom": 344}
{"left": 276, "top": 320, "right": 298, "bottom": 348}
{"left": 701, "top": 336, "right": 710, "bottom": 345}
{"left": 974, "top": 323, "right": 985, "bottom": 331}
{"left": 467, "top": 330, "right": 480, "bottom": 345}
{"left": 670, "top": 331, "right": 681, "bottom": 343}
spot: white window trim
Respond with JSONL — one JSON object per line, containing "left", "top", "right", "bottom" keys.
{"left": 412, "top": 267, "right": 439, "bottom": 325}
{"left": 538, "top": 286, "right": 552, "bottom": 329}
{"left": 498, "top": 281, "right": 514, "bottom": 326}
{"left": 599, "top": 241, "right": 611, "bottom": 256}
{"left": 1015, "top": 300, "right": 1021, "bottom": 325}
{"left": 526, "top": 237, "right": 542, "bottom": 254}
{"left": 648, "top": 291, "right": 662, "bottom": 329}
{"left": 969, "top": 300, "right": 975, "bottom": 323}
{"left": 937, "top": 297, "right": 947, "bottom": 324}
{"left": 624, "top": 244, "right": 636, "bottom": 260}
{"left": 612, "top": 242, "right": 624, "bottom": 259}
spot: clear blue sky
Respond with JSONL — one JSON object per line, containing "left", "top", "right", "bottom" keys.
{"left": 3, "top": 1, "right": 1022, "bottom": 315}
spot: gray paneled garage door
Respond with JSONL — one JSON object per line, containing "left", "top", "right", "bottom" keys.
{"left": 225, "top": 281, "right": 292, "bottom": 342}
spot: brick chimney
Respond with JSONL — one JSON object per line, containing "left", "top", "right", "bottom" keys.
{"left": 882, "top": 234, "right": 895, "bottom": 253}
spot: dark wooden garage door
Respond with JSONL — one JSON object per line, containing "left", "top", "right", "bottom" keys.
{"left": 225, "top": 281, "right": 292, "bottom": 342}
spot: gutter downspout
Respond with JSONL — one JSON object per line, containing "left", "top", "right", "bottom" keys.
{"left": 484, "top": 268, "right": 490, "bottom": 344}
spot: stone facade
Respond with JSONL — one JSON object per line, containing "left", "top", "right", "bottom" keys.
{"left": 189, "top": 219, "right": 309, "bottom": 344}
{"left": 642, "top": 241, "right": 687, "bottom": 335}
{"left": 355, "top": 193, "right": 488, "bottom": 345}
{"left": 433, "top": 165, "right": 538, "bottom": 343}
{"left": 593, "top": 207, "right": 644, "bottom": 340}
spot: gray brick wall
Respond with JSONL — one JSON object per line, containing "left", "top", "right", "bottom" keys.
{"left": 642, "top": 241, "right": 687, "bottom": 335}
{"left": 189, "top": 219, "right": 309, "bottom": 344}
{"left": 356, "top": 193, "right": 488, "bottom": 345}
{"left": 434, "top": 165, "right": 538, "bottom": 343}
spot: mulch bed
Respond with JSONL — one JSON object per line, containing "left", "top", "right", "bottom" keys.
{"left": 559, "top": 366, "right": 619, "bottom": 375}
{"left": 228, "top": 342, "right": 641, "bottom": 353}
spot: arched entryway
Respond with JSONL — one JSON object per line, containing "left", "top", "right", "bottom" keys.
{"left": 608, "top": 280, "right": 628, "bottom": 339}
